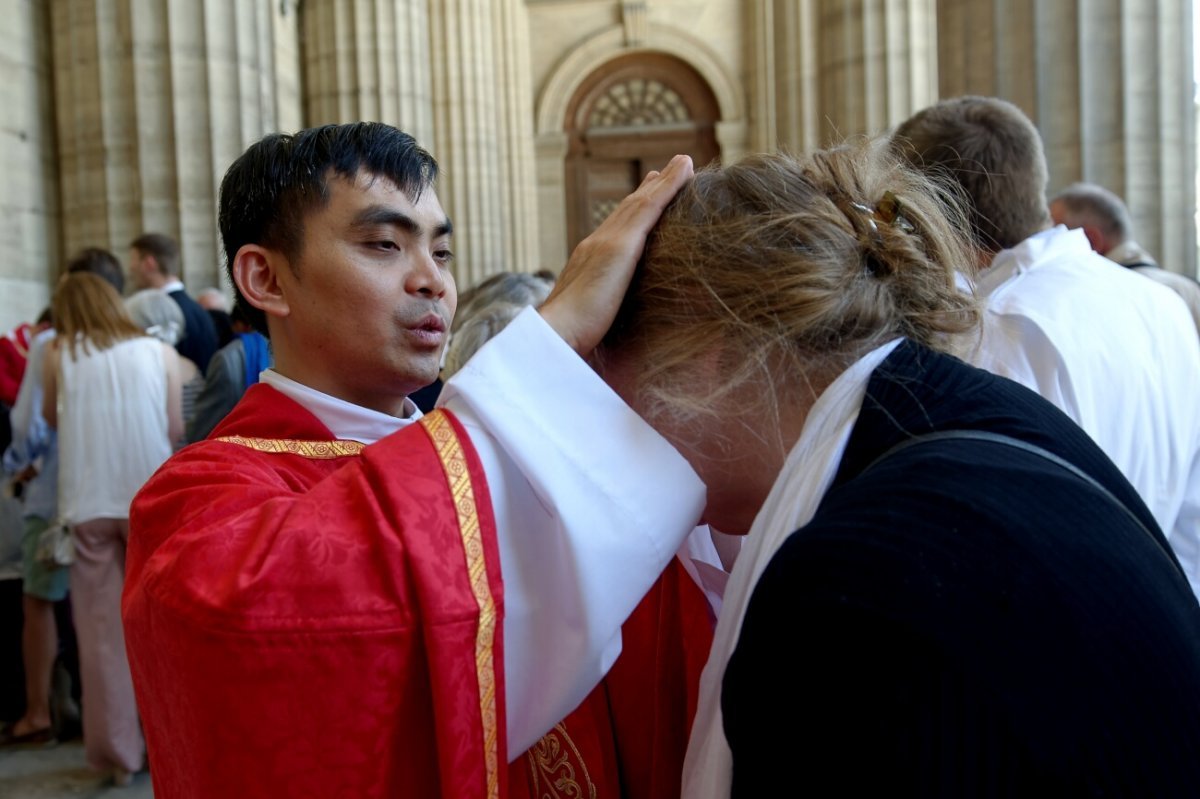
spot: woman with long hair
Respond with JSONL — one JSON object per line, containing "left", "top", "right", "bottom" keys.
{"left": 598, "top": 139, "right": 1200, "bottom": 796}
{"left": 43, "top": 272, "right": 181, "bottom": 786}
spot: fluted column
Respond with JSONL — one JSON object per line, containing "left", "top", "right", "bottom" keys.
{"left": 493, "top": 0, "right": 540, "bottom": 273}
{"left": 938, "top": 0, "right": 1196, "bottom": 276}
{"left": 428, "top": 0, "right": 506, "bottom": 285}
{"left": 0, "top": 0, "right": 60, "bottom": 328}
{"left": 751, "top": 0, "right": 938, "bottom": 153}
{"left": 51, "top": 0, "right": 302, "bottom": 292}
{"left": 300, "top": 0, "right": 434, "bottom": 144}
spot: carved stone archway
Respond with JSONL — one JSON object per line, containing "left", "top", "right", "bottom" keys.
{"left": 564, "top": 52, "right": 721, "bottom": 250}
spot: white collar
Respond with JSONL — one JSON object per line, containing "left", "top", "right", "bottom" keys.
{"left": 682, "top": 337, "right": 902, "bottom": 798}
{"left": 260, "top": 369, "right": 421, "bottom": 445}
{"left": 977, "top": 225, "right": 1089, "bottom": 298}
{"left": 160, "top": 279, "right": 185, "bottom": 294}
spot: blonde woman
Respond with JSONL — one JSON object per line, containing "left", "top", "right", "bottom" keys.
{"left": 598, "top": 140, "right": 1200, "bottom": 796}
{"left": 43, "top": 273, "right": 181, "bottom": 786}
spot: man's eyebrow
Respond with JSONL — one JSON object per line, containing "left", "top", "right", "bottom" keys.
{"left": 350, "top": 205, "right": 453, "bottom": 239}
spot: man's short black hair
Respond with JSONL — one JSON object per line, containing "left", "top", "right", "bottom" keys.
{"left": 217, "top": 122, "right": 440, "bottom": 336}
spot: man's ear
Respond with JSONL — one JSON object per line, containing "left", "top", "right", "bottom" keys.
{"left": 233, "top": 245, "right": 291, "bottom": 321}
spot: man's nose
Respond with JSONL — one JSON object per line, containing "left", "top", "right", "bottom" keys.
{"left": 407, "top": 252, "right": 446, "bottom": 297}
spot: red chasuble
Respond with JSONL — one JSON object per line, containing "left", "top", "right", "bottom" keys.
{"left": 124, "top": 384, "right": 713, "bottom": 798}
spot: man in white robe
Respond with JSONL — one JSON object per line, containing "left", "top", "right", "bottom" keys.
{"left": 893, "top": 95, "right": 1200, "bottom": 598}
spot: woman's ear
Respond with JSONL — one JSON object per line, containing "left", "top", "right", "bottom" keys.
{"left": 233, "top": 245, "right": 290, "bottom": 322}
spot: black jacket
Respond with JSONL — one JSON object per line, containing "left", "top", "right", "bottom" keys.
{"left": 724, "top": 340, "right": 1200, "bottom": 797}
{"left": 169, "top": 288, "right": 219, "bottom": 373}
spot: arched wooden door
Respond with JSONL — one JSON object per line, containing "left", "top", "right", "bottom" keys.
{"left": 564, "top": 53, "right": 721, "bottom": 250}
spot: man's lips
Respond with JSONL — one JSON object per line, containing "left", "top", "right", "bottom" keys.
{"left": 408, "top": 313, "right": 446, "bottom": 334}
{"left": 403, "top": 312, "right": 448, "bottom": 346}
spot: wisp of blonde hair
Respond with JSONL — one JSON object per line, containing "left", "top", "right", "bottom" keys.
{"left": 600, "top": 136, "right": 981, "bottom": 429}
{"left": 53, "top": 272, "right": 147, "bottom": 359}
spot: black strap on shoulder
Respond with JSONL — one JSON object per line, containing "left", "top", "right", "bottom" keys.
{"left": 862, "top": 429, "right": 1185, "bottom": 579}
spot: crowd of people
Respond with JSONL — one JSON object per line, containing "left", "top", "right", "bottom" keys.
{"left": 3, "top": 94, "right": 1200, "bottom": 796}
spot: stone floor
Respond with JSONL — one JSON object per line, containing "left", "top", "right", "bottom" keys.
{"left": 0, "top": 741, "right": 152, "bottom": 798}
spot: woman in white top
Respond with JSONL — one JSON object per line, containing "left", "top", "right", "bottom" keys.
{"left": 43, "top": 273, "right": 181, "bottom": 786}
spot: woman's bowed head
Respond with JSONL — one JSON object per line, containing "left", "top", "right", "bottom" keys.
{"left": 597, "top": 137, "right": 980, "bottom": 533}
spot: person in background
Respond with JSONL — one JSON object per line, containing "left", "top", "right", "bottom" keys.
{"left": 125, "top": 289, "right": 204, "bottom": 450}
{"left": 128, "top": 234, "right": 220, "bottom": 372}
{"left": 44, "top": 273, "right": 182, "bottom": 786}
{"left": 194, "top": 287, "right": 229, "bottom": 313}
{"left": 2, "top": 247, "right": 126, "bottom": 748}
{"left": 1049, "top": 181, "right": 1200, "bottom": 333}
{"left": 186, "top": 303, "right": 271, "bottom": 443}
{"left": 892, "top": 95, "right": 1200, "bottom": 598}
{"left": 442, "top": 272, "right": 554, "bottom": 377}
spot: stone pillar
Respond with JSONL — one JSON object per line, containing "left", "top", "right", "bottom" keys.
{"left": 300, "top": 0, "right": 434, "bottom": 144}
{"left": 493, "top": 0, "right": 540, "bottom": 274}
{"left": 751, "top": 0, "right": 938, "bottom": 153}
{"left": 937, "top": 0, "right": 1196, "bottom": 276}
{"left": 428, "top": 0, "right": 506, "bottom": 286}
{"left": 50, "top": 0, "right": 302, "bottom": 293}
{"left": 0, "top": 0, "right": 60, "bottom": 329}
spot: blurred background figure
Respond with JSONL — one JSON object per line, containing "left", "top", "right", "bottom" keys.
{"left": 187, "top": 303, "right": 271, "bottom": 443}
{"left": 194, "top": 287, "right": 228, "bottom": 313}
{"left": 128, "top": 233, "right": 220, "bottom": 373}
{"left": 125, "top": 289, "right": 204, "bottom": 450}
{"left": 1050, "top": 182, "right": 1200, "bottom": 333}
{"left": 3, "top": 247, "right": 128, "bottom": 752}
{"left": 194, "top": 287, "right": 235, "bottom": 349}
{"left": 42, "top": 273, "right": 182, "bottom": 786}
{"left": 442, "top": 271, "right": 554, "bottom": 378}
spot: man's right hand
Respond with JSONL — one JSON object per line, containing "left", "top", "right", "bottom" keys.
{"left": 540, "top": 154, "right": 694, "bottom": 357}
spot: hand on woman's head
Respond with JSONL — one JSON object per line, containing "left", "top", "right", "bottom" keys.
{"left": 540, "top": 154, "right": 694, "bottom": 356}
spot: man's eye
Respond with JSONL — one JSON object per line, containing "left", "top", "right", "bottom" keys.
{"left": 434, "top": 249, "right": 455, "bottom": 264}
{"left": 369, "top": 240, "right": 398, "bottom": 251}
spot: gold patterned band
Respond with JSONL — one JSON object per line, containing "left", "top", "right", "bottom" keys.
{"left": 214, "top": 435, "right": 365, "bottom": 458}
{"left": 419, "top": 410, "right": 501, "bottom": 799}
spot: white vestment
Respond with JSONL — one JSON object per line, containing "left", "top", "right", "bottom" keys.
{"left": 970, "top": 226, "right": 1200, "bottom": 596}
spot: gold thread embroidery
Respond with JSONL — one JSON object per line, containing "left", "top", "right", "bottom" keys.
{"left": 214, "top": 436, "right": 365, "bottom": 458}
{"left": 525, "top": 723, "right": 598, "bottom": 799}
{"left": 420, "top": 410, "right": 500, "bottom": 799}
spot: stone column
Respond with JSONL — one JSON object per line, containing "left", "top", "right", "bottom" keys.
{"left": 0, "top": 0, "right": 60, "bottom": 328}
{"left": 937, "top": 0, "right": 1196, "bottom": 276}
{"left": 300, "top": 0, "right": 434, "bottom": 144}
{"left": 492, "top": 0, "right": 540, "bottom": 274}
{"left": 50, "top": 0, "right": 302, "bottom": 292}
{"left": 428, "top": 0, "right": 506, "bottom": 286}
{"left": 751, "top": 0, "right": 938, "bottom": 153}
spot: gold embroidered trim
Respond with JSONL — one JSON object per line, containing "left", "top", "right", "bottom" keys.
{"left": 420, "top": 410, "right": 500, "bottom": 799}
{"left": 214, "top": 436, "right": 365, "bottom": 458}
{"left": 525, "top": 723, "right": 598, "bottom": 799}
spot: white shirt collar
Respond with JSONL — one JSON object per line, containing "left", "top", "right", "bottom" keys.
{"left": 977, "top": 225, "right": 1089, "bottom": 298}
{"left": 160, "top": 279, "right": 185, "bottom": 294}
{"left": 260, "top": 369, "right": 421, "bottom": 444}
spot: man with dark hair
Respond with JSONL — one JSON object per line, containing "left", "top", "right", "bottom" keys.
{"left": 894, "top": 96, "right": 1200, "bottom": 595}
{"left": 123, "top": 122, "right": 705, "bottom": 797}
{"left": 66, "top": 247, "right": 125, "bottom": 294}
{"left": 1050, "top": 181, "right": 1200, "bottom": 332}
{"left": 129, "top": 232, "right": 219, "bottom": 371}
